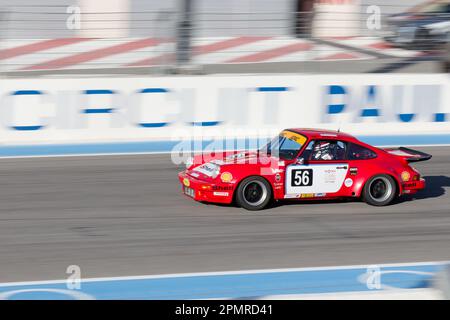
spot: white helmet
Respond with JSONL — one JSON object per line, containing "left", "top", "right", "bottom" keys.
{"left": 313, "top": 141, "right": 334, "bottom": 160}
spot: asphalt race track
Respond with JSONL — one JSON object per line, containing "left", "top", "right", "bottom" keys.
{"left": 0, "top": 147, "right": 449, "bottom": 282}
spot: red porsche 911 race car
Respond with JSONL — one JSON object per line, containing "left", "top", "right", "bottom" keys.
{"left": 178, "top": 129, "right": 431, "bottom": 210}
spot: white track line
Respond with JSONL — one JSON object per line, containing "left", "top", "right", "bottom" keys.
{"left": 0, "top": 260, "right": 447, "bottom": 287}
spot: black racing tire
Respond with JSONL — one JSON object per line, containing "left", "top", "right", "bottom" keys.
{"left": 363, "top": 174, "right": 397, "bottom": 206}
{"left": 236, "top": 176, "right": 272, "bottom": 211}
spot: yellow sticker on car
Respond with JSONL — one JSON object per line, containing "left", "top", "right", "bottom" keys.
{"left": 401, "top": 171, "right": 411, "bottom": 182}
{"left": 183, "top": 178, "right": 190, "bottom": 187}
{"left": 280, "top": 130, "right": 307, "bottom": 145}
{"left": 220, "top": 172, "right": 233, "bottom": 183}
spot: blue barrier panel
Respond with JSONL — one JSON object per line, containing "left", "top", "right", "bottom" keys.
{"left": 0, "top": 262, "right": 445, "bottom": 300}
{"left": 0, "top": 134, "right": 450, "bottom": 157}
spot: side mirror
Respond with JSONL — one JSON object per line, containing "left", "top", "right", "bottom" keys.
{"left": 296, "top": 157, "right": 305, "bottom": 165}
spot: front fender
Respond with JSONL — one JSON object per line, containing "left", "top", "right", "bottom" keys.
{"left": 228, "top": 167, "right": 282, "bottom": 200}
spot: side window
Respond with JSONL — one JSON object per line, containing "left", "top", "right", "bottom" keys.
{"left": 309, "top": 140, "right": 347, "bottom": 161}
{"left": 348, "top": 143, "right": 377, "bottom": 160}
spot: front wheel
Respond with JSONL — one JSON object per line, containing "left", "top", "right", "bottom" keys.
{"left": 236, "top": 176, "right": 272, "bottom": 211}
{"left": 363, "top": 175, "right": 397, "bottom": 206}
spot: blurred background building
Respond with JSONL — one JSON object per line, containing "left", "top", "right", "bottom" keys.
{"left": 0, "top": 0, "right": 447, "bottom": 74}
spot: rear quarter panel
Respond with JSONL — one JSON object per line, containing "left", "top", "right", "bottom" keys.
{"left": 349, "top": 154, "right": 404, "bottom": 197}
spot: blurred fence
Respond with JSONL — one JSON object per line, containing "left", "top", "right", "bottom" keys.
{"left": 0, "top": 3, "right": 447, "bottom": 75}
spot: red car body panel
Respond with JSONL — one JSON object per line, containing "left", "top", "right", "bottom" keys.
{"left": 178, "top": 128, "right": 428, "bottom": 205}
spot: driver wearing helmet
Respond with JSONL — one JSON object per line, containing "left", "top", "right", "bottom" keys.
{"left": 312, "top": 141, "right": 335, "bottom": 161}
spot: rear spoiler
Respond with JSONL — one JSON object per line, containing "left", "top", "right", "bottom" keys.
{"left": 383, "top": 147, "right": 432, "bottom": 163}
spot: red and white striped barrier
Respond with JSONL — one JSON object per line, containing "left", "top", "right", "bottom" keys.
{"left": 0, "top": 36, "right": 423, "bottom": 72}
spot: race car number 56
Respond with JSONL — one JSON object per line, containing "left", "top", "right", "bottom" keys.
{"left": 291, "top": 169, "right": 313, "bottom": 187}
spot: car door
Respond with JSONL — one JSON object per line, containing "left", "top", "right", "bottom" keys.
{"left": 285, "top": 140, "right": 349, "bottom": 197}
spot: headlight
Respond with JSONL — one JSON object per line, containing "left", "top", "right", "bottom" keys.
{"left": 185, "top": 156, "right": 194, "bottom": 169}
{"left": 211, "top": 165, "right": 221, "bottom": 179}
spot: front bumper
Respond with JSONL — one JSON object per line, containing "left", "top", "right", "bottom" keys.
{"left": 178, "top": 171, "right": 235, "bottom": 204}
{"left": 402, "top": 178, "right": 426, "bottom": 195}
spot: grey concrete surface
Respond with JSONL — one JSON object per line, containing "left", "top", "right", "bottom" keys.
{"left": 0, "top": 146, "right": 449, "bottom": 282}
{"left": 1, "top": 57, "right": 443, "bottom": 78}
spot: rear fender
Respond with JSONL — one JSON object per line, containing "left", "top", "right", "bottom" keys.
{"left": 353, "top": 172, "right": 402, "bottom": 197}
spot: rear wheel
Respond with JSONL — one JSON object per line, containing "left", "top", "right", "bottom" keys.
{"left": 363, "top": 175, "right": 397, "bottom": 206}
{"left": 236, "top": 176, "right": 272, "bottom": 211}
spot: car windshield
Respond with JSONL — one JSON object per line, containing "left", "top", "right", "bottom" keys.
{"left": 260, "top": 130, "right": 307, "bottom": 160}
